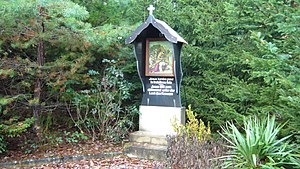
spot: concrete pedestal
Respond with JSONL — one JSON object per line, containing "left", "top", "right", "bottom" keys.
{"left": 139, "top": 106, "right": 185, "bottom": 136}
{"left": 125, "top": 106, "right": 185, "bottom": 161}
{"left": 125, "top": 131, "right": 168, "bottom": 161}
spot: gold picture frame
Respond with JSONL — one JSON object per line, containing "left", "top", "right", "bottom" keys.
{"left": 145, "top": 38, "right": 174, "bottom": 77}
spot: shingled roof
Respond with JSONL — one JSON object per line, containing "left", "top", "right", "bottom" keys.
{"left": 125, "top": 15, "right": 187, "bottom": 44}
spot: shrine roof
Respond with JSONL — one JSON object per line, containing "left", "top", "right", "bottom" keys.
{"left": 125, "top": 15, "right": 188, "bottom": 44}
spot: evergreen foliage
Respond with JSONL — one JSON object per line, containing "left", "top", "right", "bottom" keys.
{"left": 154, "top": 0, "right": 300, "bottom": 143}
{"left": 0, "top": 0, "right": 137, "bottom": 152}
{"left": 0, "top": 0, "right": 299, "bottom": 154}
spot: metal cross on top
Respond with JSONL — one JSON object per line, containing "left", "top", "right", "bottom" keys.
{"left": 147, "top": 5, "right": 155, "bottom": 15}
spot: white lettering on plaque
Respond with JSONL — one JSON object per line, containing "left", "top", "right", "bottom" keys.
{"left": 147, "top": 78, "right": 175, "bottom": 96}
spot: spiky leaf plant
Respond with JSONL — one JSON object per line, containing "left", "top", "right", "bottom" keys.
{"left": 219, "top": 115, "right": 299, "bottom": 169}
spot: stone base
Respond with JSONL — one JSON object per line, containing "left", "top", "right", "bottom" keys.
{"left": 128, "top": 131, "right": 167, "bottom": 145}
{"left": 125, "top": 106, "right": 186, "bottom": 161}
{"left": 125, "top": 142, "right": 167, "bottom": 161}
{"left": 139, "top": 106, "right": 185, "bottom": 135}
{"left": 124, "top": 131, "right": 168, "bottom": 161}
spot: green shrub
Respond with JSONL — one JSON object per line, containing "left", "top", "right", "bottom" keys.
{"left": 66, "top": 60, "right": 137, "bottom": 142}
{"left": 0, "top": 134, "right": 6, "bottom": 153}
{"left": 219, "top": 115, "right": 300, "bottom": 169}
{"left": 154, "top": 0, "right": 300, "bottom": 144}
{"left": 0, "top": 96, "right": 34, "bottom": 153}
{"left": 0, "top": 117, "right": 34, "bottom": 153}
{"left": 173, "top": 105, "right": 211, "bottom": 142}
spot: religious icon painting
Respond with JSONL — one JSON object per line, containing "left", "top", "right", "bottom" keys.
{"left": 145, "top": 38, "right": 174, "bottom": 77}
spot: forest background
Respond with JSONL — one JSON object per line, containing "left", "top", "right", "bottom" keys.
{"left": 0, "top": 0, "right": 299, "bottom": 155}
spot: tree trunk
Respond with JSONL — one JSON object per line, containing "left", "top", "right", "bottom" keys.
{"left": 33, "top": 40, "right": 44, "bottom": 134}
{"left": 33, "top": 7, "right": 45, "bottom": 134}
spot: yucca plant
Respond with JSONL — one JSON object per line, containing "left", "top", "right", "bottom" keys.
{"left": 219, "top": 115, "right": 299, "bottom": 169}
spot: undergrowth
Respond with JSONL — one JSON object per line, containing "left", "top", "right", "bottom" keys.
{"left": 167, "top": 105, "right": 227, "bottom": 169}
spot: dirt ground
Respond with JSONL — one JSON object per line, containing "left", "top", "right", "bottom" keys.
{"left": 0, "top": 139, "right": 166, "bottom": 168}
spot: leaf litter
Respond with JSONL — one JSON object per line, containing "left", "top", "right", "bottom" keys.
{"left": 1, "top": 140, "right": 166, "bottom": 168}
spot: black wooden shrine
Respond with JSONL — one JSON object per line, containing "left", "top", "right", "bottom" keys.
{"left": 125, "top": 6, "right": 187, "bottom": 107}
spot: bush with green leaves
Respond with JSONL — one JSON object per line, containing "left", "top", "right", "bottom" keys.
{"left": 0, "top": 116, "right": 34, "bottom": 154}
{"left": 219, "top": 115, "right": 300, "bottom": 169}
{"left": 0, "top": 135, "right": 5, "bottom": 154}
{"left": 0, "top": 0, "right": 133, "bottom": 135}
{"left": 152, "top": 0, "right": 300, "bottom": 144}
{"left": 172, "top": 105, "right": 211, "bottom": 142}
{"left": 0, "top": 96, "right": 34, "bottom": 153}
{"left": 66, "top": 60, "right": 137, "bottom": 142}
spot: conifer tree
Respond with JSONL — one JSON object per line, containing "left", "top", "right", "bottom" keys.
{"left": 0, "top": 0, "right": 92, "bottom": 136}
{"left": 154, "top": 0, "right": 299, "bottom": 142}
